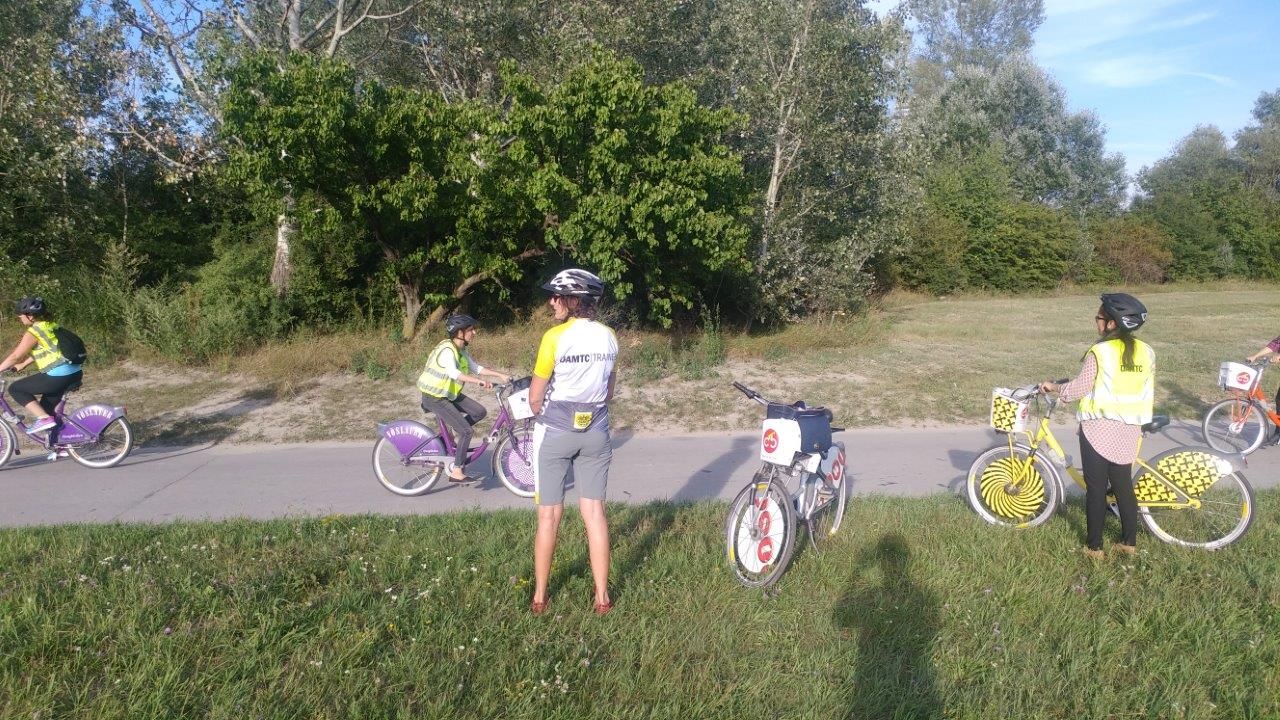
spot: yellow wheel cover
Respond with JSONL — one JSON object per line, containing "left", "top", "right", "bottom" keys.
{"left": 979, "top": 456, "right": 1046, "bottom": 520}
{"left": 1136, "top": 451, "right": 1225, "bottom": 502}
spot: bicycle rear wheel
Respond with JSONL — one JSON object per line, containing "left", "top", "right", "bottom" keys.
{"left": 1138, "top": 448, "right": 1254, "bottom": 550}
{"left": 1202, "top": 398, "right": 1267, "bottom": 455}
{"left": 372, "top": 437, "right": 444, "bottom": 496}
{"left": 725, "top": 465, "right": 796, "bottom": 589}
{"left": 806, "top": 468, "right": 849, "bottom": 553}
{"left": 492, "top": 423, "right": 535, "bottom": 498}
{"left": 67, "top": 417, "right": 133, "bottom": 469}
{"left": 966, "top": 444, "right": 1061, "bottom": 528}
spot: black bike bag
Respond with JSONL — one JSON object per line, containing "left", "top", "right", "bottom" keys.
{"left": 766, "top": 402, "right": 833, "bottom": 454}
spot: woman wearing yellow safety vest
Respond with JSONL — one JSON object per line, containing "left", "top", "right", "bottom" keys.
{"left": 527, "top": 269, "right": 617, "bottom": 617}
{"left": 417, "top": 314, "right": 511, "bottom": 484}
{"left": 1040, "top": 293, "right": 1154, "bottom": 559}
{"left": 0, "top": 297, "right": 83, "bottom": 434}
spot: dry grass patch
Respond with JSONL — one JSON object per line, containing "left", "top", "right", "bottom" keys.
{"left": 77, "top": 283, "right": 1280, "bottom": 445}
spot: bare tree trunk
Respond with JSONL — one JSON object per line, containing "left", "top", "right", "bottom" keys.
{"left": 270, "top": 189, "right": 297, "bottom": 295}
{"left": 399, "top": 279, "right": 423, "bottom": 340}
{"left": 407, "top": 247, "right": 545, "bottom": 340}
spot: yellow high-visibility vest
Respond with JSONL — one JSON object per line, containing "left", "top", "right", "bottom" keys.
{"left": 416, "top": 340, "right": 470, "bottom": 400}
{"left": 27, "top": 321, "right": 68, "bottom": 371}
{"left": 1077, "top": 338, "right": 1155, "bottom": 425}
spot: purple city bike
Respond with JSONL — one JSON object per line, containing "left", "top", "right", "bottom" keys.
{"left": 373, "top": 377, "right": 537, "bottom": 497}
{"left": 0, "top": 376, "right": 133, "bottom": 469}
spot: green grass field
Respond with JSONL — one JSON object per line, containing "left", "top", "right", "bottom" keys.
{"left": 3, "top": 493, "right": 1278, "bottom": 719}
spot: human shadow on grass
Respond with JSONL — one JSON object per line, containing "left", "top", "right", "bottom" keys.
{"left": 834, "top": 533, "right": 943, "bottom": 720}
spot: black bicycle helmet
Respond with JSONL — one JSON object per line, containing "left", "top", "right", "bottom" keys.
{"left": 14, "top": 296, "right": 45, "bottom": 315}
{"left": 444, "top": 314, "right": 478, "bottom": 336}
{"left": 541, "top": 268, "right": 604, "bottom": 298}
{"left": 1100, "top": 292, "right": 1147, "bottom": 331}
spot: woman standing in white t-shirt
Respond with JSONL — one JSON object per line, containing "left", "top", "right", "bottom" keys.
{"left": 527, "top": 269, "right": 618, "bottom": 617}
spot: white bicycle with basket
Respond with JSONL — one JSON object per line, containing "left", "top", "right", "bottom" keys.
{"left": 724, "top": 381, "right": 849, "bottom": 589}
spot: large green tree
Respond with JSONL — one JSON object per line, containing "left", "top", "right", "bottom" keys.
{"left": 501, "top": 52, "right": 753, "bottom": 326}
{"left": 1137, "top": 123, "right": 1280, "bottom": 280}
{"left": 0, "top": 1, "right": 119, "bottom": 268}
{"left": 224, "top": 52, "right": 752, "bottom": 335}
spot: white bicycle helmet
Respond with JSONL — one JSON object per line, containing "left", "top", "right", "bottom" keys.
{"left": 541, "top": 268, "right": 604, "bottom": 298}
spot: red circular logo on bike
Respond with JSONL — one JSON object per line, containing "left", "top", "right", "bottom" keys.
{"left": 762, "top": 428, "right": 779, "bottom": 453}
{"left": 1238, "top": 372, "right": 1251, "bottom": 386}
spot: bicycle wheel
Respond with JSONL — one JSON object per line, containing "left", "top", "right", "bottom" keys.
{"left": 806, "top": 469, "right": 849, "bottom": 553}
{"left": 372, "top": 437, "right": 444, "bottom": 496}
{"left": 1201, "top": 398, "right": 1267, "bottom": 455}
{"left": 492, "top": 423, "right": 535, "bottom": 498}
{"left": 67, "top": 417, "right": 133, "bottom": 469}
{"left": 1138, "top": 447, "right": 1254, "bottom": 550}
{"left": 725, "top": 465, "right": 797, "bottom": 589}
{"left": 0, "top": 422, "right": 15, "bottom": 468}
{"left": 966, "top": 444, "right": 1061, "bottom": 528}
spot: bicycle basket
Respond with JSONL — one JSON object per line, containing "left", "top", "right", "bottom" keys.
{"left": 1218, "top": 362, "right": 1259, "bottom": 392}
{"left": 990, "top": 388, "right": 1032, "bottom": 433}
{"left": 507, "top": 375, "right": 536, "bottom": 420}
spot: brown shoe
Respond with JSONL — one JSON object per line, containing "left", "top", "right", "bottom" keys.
{"left": 1083, "top": 547, "right": 1105, "bottom": 560}
{"left": 1113, "top": 543, "right": 1137, "bottom": 555}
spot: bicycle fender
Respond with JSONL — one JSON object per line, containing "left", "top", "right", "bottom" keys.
{"left": 378, "top": 420, "right": 444, "bottom": 457}
{"left": 818, "top": 443, "right": 847, "bottom": 485}
{"left": 65, "top": 405, "right": 125, "bottom": 438}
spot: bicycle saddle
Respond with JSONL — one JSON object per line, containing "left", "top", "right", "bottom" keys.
{"left": 1142, "top": 415, "right": 1169, "bottom": 434}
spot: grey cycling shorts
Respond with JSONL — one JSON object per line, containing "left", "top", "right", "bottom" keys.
{"left": 532, "top": 422, "right": 612, "bottom": 506}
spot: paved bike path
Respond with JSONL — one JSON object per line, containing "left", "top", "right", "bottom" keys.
{"left": 2, "top": 421, "right": 1277, "bottom": 527}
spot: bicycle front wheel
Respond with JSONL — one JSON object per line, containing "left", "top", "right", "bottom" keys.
{"left": 1202, "top": 399, "right": 1267, "bottom": 455}
{"left": 67, "top": 417, "right": 134, "bottom": 469}
{"left": 372, "top": 437, "right": 444, "bottom": 496}
{"left": 725, "top": 465, "right": 797, "bottom": 589}
{"left": 0, "top": 422, "right": 15, "bottom": 468}
{"left": 492, "top": 423, "right": 535, "bottom": 498}
{"left": 966, "top": 444, "right": 1061, "bottom": 528}
{"left": 806, "top": 468, "right": 849, "bottom": 553}
{"left": 1139, "top": 448, "right": 1254, "bottom": 550}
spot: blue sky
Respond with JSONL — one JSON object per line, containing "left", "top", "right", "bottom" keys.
{"left": 871, "top": 0, "right": 1280, "bottom": 180}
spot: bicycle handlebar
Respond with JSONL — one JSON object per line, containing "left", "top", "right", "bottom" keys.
{"left": 731, "top": 381, "right": 768, "bottom": 406}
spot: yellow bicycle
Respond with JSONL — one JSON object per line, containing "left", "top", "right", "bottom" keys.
{"left": 966, "top": 384, "right": 1254, "bottom": 550}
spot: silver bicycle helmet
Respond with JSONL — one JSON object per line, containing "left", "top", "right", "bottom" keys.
{"left": 541, "top": 268, "right": 604, "bottom": 298}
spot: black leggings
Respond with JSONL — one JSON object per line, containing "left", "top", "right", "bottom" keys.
{"left": 420, "top": 392, "right": 487, "bottom": 468}
{"left": 9, "top": 371, "right": 82, "bottom": 416}
{"left": 1079, "top": 428, "right": 1138, "bottom": 550}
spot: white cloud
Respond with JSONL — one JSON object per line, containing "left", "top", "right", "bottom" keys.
{"left": 864, "top": 0, "right": 901, "bottom": 18}
{"left": 1082, "top": 53, "right": 1234, "bottom": 88}
{"left": 1037, "top": 0, "right": 1198, "bottom": 59}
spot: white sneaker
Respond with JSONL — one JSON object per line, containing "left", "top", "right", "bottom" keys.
{"left": 27, "top": 416, "right": 56, "bottom": 433}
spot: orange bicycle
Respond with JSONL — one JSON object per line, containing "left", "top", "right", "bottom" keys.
{"left": 1202, "top": 360, "right": 1280, "bottom": 455}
